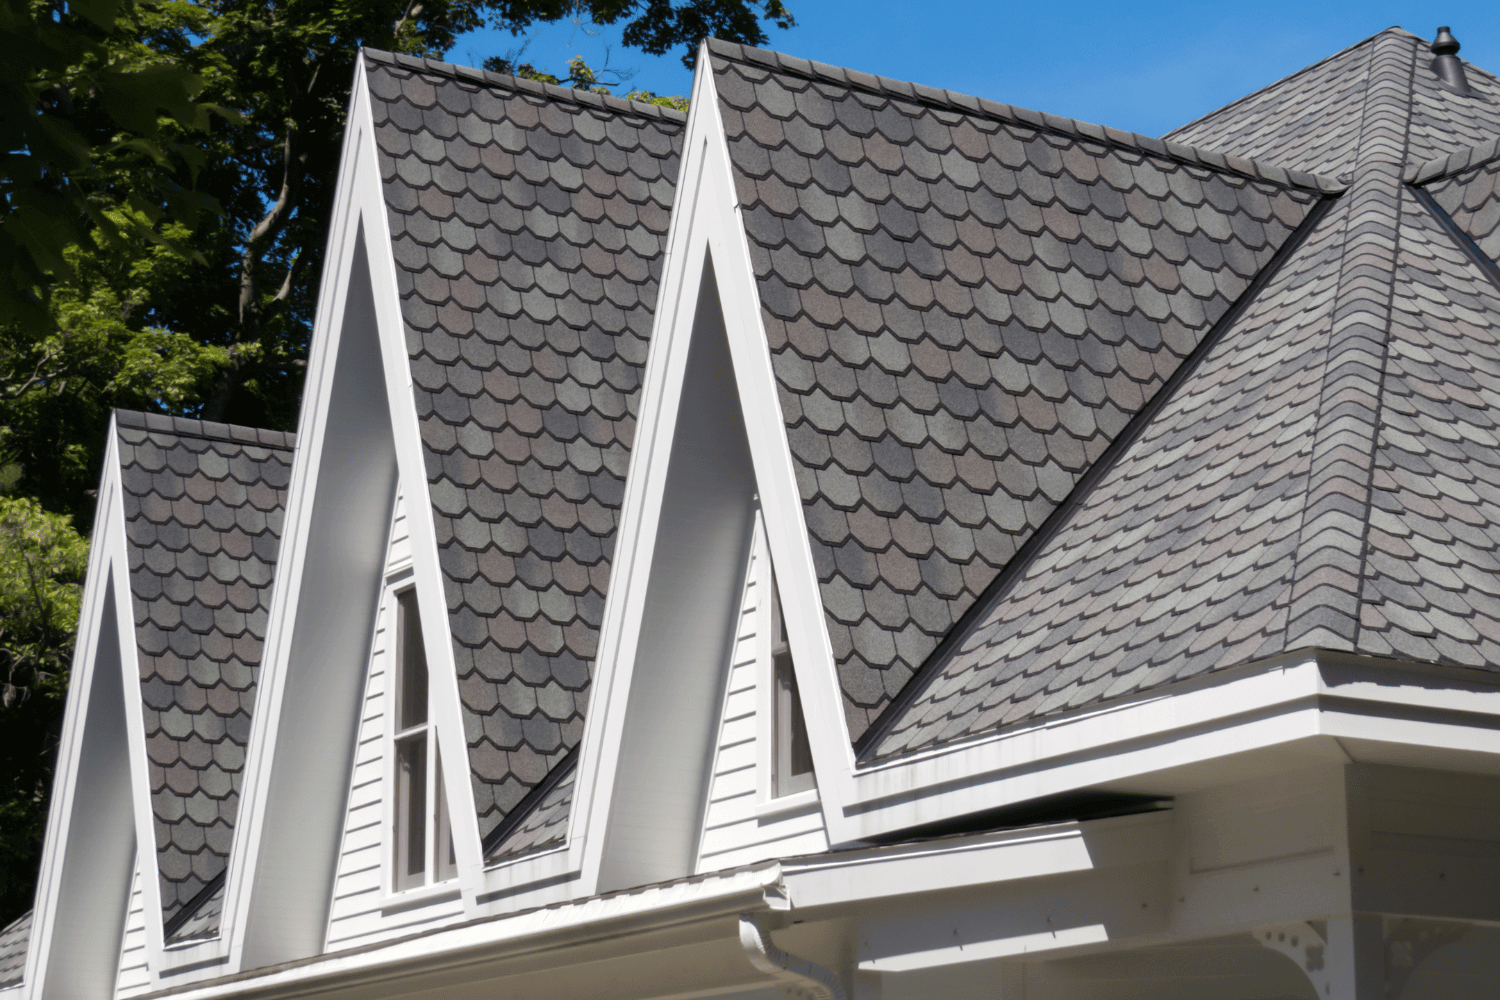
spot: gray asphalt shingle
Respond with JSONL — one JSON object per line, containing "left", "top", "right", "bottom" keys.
{"left": 364, "top": 50, "right": 685, "bottom": 840}
{"left": 707, "top": 38, "right": 1332, "bottom": 739}
{"left": 116, "top": 410, "right": 293, "bottom": 926}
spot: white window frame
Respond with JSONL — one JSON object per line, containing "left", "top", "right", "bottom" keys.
{"left": 751, "top": 509, "right": 819, "bottom": 817}
{"left": 379, "top": 566, "right": 458, "bottom": 901}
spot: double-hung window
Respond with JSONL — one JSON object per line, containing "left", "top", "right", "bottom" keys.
{"left": 769, "top": 579, "right": 816, "bottom": 797}
{"left": 392, "top": 588, "right": 457, "bottom": 891}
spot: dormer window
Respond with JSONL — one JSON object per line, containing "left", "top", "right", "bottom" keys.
{"left": 392, "top": 587, "right": 457, "bottom": 890}
{"left": 769, "top": 579, "right": 815, "bottom": 797}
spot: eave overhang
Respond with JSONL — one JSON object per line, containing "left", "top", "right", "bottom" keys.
{"left": 824, "top": 650, "right": 1500, "bottom": 842}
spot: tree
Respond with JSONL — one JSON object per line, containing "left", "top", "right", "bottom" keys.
{"left": 484, "top": 52, "right": 691, "bottom": 110}
{"left": 0, "top": 498, "right": 87, "bottom": 924}
{"left": 0, "top": 0, "right": 792, "bottom": 927}
{"left": 0, "top": 0, "right": 223, "bottom": 335}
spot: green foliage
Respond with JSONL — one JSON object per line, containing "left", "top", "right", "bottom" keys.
{"left": 0, "top": 497, "right": 86, "bottom": 924}
{"left": 0, "top": 0, "right": 789, "bottom": 928}
{"left": 0, "top": 0, "right": 227, "bottom": 334}
{"left": 484, "top": 53, "right": 691, "bottom": 109}
{"left": 486, "top": 0, "right": 794, "bottom": 68}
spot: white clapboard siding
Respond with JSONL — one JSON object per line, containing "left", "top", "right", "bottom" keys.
{"left": 115, "top": 859, "right": 150, "bottom": 997}
{"left": 325, "top": 490, "right": 466, "bottom": 950}
{"left": 696, "top": 519, "right": 829, "bottom": 873}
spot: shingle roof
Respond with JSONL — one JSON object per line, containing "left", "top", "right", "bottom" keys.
{"left": 483, "top": 764, "right": 574, "bottom": 863}
{"left": 1424, "top": 142, "right": 1500, "bottom": 265}
{"left": 362, "top": 50, "right": 685, "bottom": 841}
{"left": 869, "top": 27, "right": 1500, "bottom": 759}
{"left": 0, "top": 910, "right": 29, "bottom": 989}
{"left": 705, "top": 38, "right": 1333, "bottom": 740}
{"left": 1168, "top": 28, "right": 1500, "bottom": 178}
{"left": 116, "top": 410, "right": 294, "bottom": 924}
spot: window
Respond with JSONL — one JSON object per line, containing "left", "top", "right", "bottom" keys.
{"left": 392, "top": 588, "right": 457, "bottom": 890}
{"left": 769, "top": 578, "right": 816, "bottom": 797}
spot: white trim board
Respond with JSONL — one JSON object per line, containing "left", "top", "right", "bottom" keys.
{"left": 24, "top": 423, "right": 157, "bottom": 1000}
{"left": 574, "top": 42, "right": 850, "bottom": 898}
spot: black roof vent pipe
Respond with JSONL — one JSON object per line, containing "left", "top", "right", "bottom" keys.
{"left": 1431, "top": 26, "right": 1473, "bottom": 96}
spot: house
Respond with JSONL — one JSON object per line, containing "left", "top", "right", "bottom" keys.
{"left": 8, "top": 21, "right": 1500, "bottom": 999}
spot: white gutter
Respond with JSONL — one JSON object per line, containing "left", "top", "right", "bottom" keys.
{"left": 141, "top": 865, "right": 784, "bottom": 1000}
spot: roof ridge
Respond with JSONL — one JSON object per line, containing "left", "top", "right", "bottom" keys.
{"left": 852, "top": 193, "right": 1342, "bottom": 762}
{"left": 1162, "top": 28, "right": 1407, "bottom": 143}
{"left": 113, "top": 408, "right": 295, "bottom": 451}
{"left": 361, "top": 47, "right": 687, "bottom": 124}
{"left": 1408, "top": 136, "right": 1500, "bottom": 186}
{"left": 703, "top": 37, "right": 1344, "bottom": 194}
{"left": 1281, "top": 29, "right": 1416, "bottom": 654}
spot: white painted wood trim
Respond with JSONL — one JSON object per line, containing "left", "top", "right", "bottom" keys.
{"left": 24, "top": 423, "right": 155, "bottom": 999}
{"left": 574, "top": 42, "right": 850, "bottom": 895}
{"left": 222, "top": 61, "right": 378, "bottom": 974}
{"left": 696, "top": 511, "right": 828, "bottom": 873}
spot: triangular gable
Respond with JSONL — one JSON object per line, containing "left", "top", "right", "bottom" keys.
{"left": 575, "top": 47, "right": 844, "bottom": 890}
{"left": 226, "top": 61, "right": 467, "bottom": 966}
{"left": 704, "top": 39, "right": 1334, "bottom": 742}
{"left": 24, "top": 424, "right": 152, "bottom": 999}
{"left": 1169, "top": 28, "right": 1500, "bottom": 177}
{"left": 360, "top": 50, "right": 687, "bottom": 854}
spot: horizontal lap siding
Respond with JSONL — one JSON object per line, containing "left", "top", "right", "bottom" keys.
{"left": 696, "top": 532, "right": 828, "bottom": 873}
{"left": 115, "top": 861, "right": 150, "bottom": 997}
{"left": 325, "top": 492, "right": 466, "bottom": 950}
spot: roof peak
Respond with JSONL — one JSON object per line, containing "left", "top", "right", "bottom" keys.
{"left": 704, "top": 37, "right": 1341, "bottom": 194}
{"left": 360, "top": 47, "right": 687, "bottom": 123}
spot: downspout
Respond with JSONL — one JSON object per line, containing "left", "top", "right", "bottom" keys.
{"left": 738, "top": 913, "right": 847, "bottom": 1000}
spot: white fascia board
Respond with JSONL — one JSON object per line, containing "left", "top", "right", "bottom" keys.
{"left": 832, "top": 652, "right": 1500, "bottom": 842}
{"left": 25, "top": 424, "right": 158, "bottom": 997}
{"left": 221, "top": 62, "right": 375, "bottom": 972}
{"left": 128, "top": 866, "right": 783, "bottom": 1000}
{"left": 350, "top": 63, "right": 489, "bottom": 918}
{"left": 780, "top": 808, "right": 1171, "bottom": 912}
{"left": 224, "top": 61, "right": 483, "bottom": 966}
{"left": 573, "top": 44, "right": 856, "bottom": 895}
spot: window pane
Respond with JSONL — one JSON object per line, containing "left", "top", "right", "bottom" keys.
{"left": 774, "top": 652, "right": 816, "bottom": 796}
{"left": 394, "top": 733, "right": 427, "bottom": 890}
{"left": 434, "top": 742, "right": 457, "bottom": 882}
{"left": 396, "top": 589, "right": 428, "bottom": 731}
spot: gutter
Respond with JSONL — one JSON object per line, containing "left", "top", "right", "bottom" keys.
{"left": 141, "top": 865, "right": 787, "bottom": 1000}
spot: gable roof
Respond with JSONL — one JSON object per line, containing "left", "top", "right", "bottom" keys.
{"left": 362, "top": 50, "right": 686, "bottom": 840}
{"left": 116, "top": 410, "right": 294, "bottom": 925}
{"left": 704, "top": 38, "right": 1337, "bottom": 741}
{"left": 868, "top": 27, "right": 1500, "bottom": 760}
{"left": 1167, "top": 27, "right": 1500, "bottom": 178}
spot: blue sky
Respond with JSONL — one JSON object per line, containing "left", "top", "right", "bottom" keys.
{"left": 449, "top": 1, "right": 1500, "bottom": 137}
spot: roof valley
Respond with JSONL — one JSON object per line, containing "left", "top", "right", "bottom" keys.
{"left": 1282, "top": 30, "right": 1416, "bottom": 652}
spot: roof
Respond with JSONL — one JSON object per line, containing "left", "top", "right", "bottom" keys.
{"left": 0, "top": 911, "right": 28, "bottom": 989}
{"left": 704, "top": 38, "right": 1334, "bottom": 741}
{"left": 869, "top": 28, "right": 1500, "bottom": 758}
{"left": 116, "top": 410, "right": 294, "bottom": 924}
{"left": 1167, "top": 28, "right": 1500, "bottom": 177}
{"left": 362, "top": 50, "right": 686, "bottom": 840}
